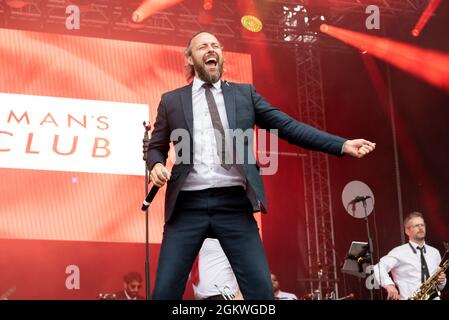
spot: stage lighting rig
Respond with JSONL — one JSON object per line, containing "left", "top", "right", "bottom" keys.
{"left": 282, "top": 4, "right": 326, "bottom": 44}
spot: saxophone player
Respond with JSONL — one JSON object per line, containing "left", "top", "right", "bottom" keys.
{"left": 372, "top": 212, "right": 447, "bottom": 300}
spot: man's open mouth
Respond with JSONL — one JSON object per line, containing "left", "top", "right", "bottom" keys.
{"left": 205, "top": 57, "right": 217, "bottom": 66}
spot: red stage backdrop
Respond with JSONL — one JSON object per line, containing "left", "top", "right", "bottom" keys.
{"left": 0, "top": 28, "right": 257, "bottom": 299}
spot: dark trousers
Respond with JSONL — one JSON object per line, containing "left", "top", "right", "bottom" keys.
{"left": 152, "top": 186, "right": 274, "bottom": 300}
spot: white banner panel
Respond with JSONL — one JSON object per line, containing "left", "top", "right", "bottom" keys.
{"left": 0, "top": 93, "right": 149, "bottom": 175}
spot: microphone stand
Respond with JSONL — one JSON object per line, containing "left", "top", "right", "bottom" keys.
{"left": 361, "top": 198, "right": 374, "bottom": 300}
{"left": 143, "top": 121, "right": 151, "bottom": 300}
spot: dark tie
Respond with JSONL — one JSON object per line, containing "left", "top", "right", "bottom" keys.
{"left": 202, "top": 83, "right": 232, "bottom": 170}
{"left": 417, "top": 246, "right": 430, "bottom": 283}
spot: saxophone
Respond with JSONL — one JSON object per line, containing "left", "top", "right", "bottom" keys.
{"left": 409, "top": 259, "right": 449, "bottom": 300}
{"left": 214, "top": 284, "right": 236, "bottom": 300}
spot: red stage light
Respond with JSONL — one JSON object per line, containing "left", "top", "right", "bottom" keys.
{"left": 132, "top": 0, "right": 184, "bottom": 23}
{"left": 319, "top": 24, "right": 328, "bottom": 33}
{"left": 411, "top": 28, "right": 420, "bottom": 37}
{"left": 411, "top": 0, "right": 441, "bottom": 38}
{"left": 320, "top": 24, "right": 449, "bottom": 93}
{"left": 203, "top": 0, "right": 213, "bottom": 11}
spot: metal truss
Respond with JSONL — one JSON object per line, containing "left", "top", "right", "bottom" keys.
{"left": 296, "top": 45, "right": 339, "bottom": 299}
{"left": 0, "top": 0, "right": 427, "bottom": 50}
{"left": 321, "top": 0, "right": 427, "bottom": 15}
{"left": 274, "top": 0, "right": 427, "bottom": 14}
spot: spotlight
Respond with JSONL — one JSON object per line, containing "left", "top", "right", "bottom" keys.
{"left": 132, "top": 0, "right": 184, "bottom": 24}
{"left": 282, "top": 4, "right": 325, "bottom": 43}
{"left": 132, "top": 11, "right": 143, "bottom": 23}
{"left": 320, "top": 24, "right": 328, "bottom": 33}
{"left": 411, "top": 0, "right": 441, "bottom": 38}
{"left": 203, "top": 0, "right": 213, "bottom": 11}
{"left": 241, "top": 15, "right": 263, "bottom": 33}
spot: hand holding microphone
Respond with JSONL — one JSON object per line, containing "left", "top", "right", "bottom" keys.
{"left": 141, "top": 163, "right": 170, "bottom": 211}
{"left": 141, "top": 120, "right": 170, "bottom": 210}
{"left": 150, "top": 163, "right": 171, "bottom": 187}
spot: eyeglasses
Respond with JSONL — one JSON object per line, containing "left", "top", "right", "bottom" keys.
{"left": 408, "top": 223, "right": 425, "bottom": 229}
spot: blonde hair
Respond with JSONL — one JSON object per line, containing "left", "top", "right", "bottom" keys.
{"left": 404, "top": 211, "right": 424, "bottom": 229}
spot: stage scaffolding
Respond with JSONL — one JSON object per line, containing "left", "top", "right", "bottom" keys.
{"left": 294, "top": 45, "right": 339, "bottom": 299}
{"left": 0, "top": 0, "right": 425, "bottom": 46}
{"left": 0, "top": 0, "right": 426, "bottom": 299}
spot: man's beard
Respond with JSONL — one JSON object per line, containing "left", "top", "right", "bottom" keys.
{"left": 193, "top": 58, "right": 223, "bottom": 84}
{"left": 414, "top": 232, "right": 425, "bottom": 242}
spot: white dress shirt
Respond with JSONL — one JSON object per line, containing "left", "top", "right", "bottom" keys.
{"left": 193, "top": 238, "right": 239, "bottom": 300}
{"left": 373, "top": 240, "right": 446, "bottom": 299}
{"left": 275, "top": 290, "right": 298, "bottom": 300}
{"left": 181, "top": 77, "right": 246, "bottom": 191}
{"left": 124, "top": 290, "right": 136, "bottom": 300}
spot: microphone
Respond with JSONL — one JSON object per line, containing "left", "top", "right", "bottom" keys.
{"left": 348, "top": 195, "right": 371, "bottom": 206}
{"left": 141, "top": 171, "right": 168, "bottom": 211}
{"left": 141, "top": 185, "right": 160, "bottom": 211}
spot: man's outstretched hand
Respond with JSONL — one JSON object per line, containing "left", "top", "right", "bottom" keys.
{"left": 342, "top": 139, "right": 376, "bottom": 158}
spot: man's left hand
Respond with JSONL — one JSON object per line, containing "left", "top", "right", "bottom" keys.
{"left": 343, "top": 139, "right": 376, "bottom": 158}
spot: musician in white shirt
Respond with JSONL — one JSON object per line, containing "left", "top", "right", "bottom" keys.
{"left": 192, "top": 238, "right": 243, "bottom": 300}
{"left": 373, "top": 212, "right": 446, "bottom": 300}
{"left": 271, "top": 273, "right": 298, "bottom": 300}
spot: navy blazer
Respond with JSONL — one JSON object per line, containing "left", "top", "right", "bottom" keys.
{"left": 147, "top": 81, "right": 346, "bottom": 222}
